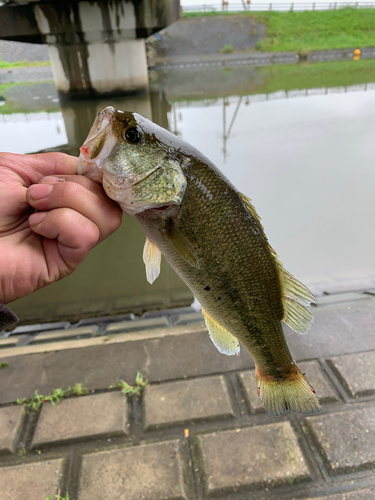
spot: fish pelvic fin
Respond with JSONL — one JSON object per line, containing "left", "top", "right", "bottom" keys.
{"left": 255, "top": 363, "right": 321, "bottom": 416}
{"left": 143, "top": 237, "right": 161, "bottom": 284}
{"left": 239, "top": 192, "right": 316, "bottom": 335}
{"left": 202, "top": 308, "right": 240, "bottom": 356}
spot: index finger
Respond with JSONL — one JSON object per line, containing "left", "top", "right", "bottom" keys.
{"left": 25, "top": 152, "right": 79, "bottom": 180}
{"left": 0, "top": 152, "right": 79, "bottom": 185}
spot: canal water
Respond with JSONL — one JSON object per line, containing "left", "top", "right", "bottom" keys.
{"left": 1, "top": 60, "right": 375, "bottom": 323}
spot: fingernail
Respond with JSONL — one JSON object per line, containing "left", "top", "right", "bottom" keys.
{"left": 41, "top": 176, "right": 65, "bottom": 185}
{"left": 29, "top": 184, "right": 53, "bottom": 200}
{"left": 29, "top": 212, "right": 47, "bottom": 225}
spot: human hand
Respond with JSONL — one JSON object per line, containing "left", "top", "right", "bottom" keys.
{"left": 0, "top": 152, "right": 122, "bottom": 304}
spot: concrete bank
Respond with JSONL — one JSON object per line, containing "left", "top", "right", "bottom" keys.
{"left": 148, "top": 45, "right": 375, "bottom": 71}
{"left": 1, "top": 290, "right": 375, "bottom": 499}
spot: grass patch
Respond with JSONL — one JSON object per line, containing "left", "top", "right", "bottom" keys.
{"left": 182, "top": 8, "right": 375, "bottom": 52}
{"left": 17, "top": 383, "right": 89, "bottom": 413}
{"left": 0, "top": 59, "right": 50, "bottom": 69}
{"left": 220, "top": 43, "right": 235, "bottom": 53}
{"left": 0, "top": 362, "right": 9, "bottom": 369}
{"left": 254, "top": 8, "right": 375, "bottom": 52}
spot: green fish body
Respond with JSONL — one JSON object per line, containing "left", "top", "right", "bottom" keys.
{"left": 78, "top": 106, "right": 320, "bottom": 416}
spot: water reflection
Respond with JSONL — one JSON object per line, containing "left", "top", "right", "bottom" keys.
{"left": 0, "top": 112, "right": 67, "bottom": 154}
{"left": 3, "top": 61, "right": 375, "bottom": 323}
{"left": 3, "top": 89, "right": 189, "bottom": 324}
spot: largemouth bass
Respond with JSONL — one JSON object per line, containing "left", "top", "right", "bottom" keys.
{"left": 78, "top": 106, "right": 320, "bottom": 416}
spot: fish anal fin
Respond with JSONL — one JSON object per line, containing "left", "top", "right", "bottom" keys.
{"left": 278, "top": 267, "right": 316, "bottom": 334}
{"left": 202, "top": 308, "right": 239, "bottom": 356}
{"left": 256, "top": 363, "right": 321, "bottom": 416}
{"left": 143, "top": 237, "right": 161, "bottom": 284}
{"left": 164, "top": 227, "right": 200, "bottom": 269}
{"left": 283, "top": 298, "right": 314, "bottom": 334}
{"left": 239, "top": 191, "right": 316, "bottom": 335}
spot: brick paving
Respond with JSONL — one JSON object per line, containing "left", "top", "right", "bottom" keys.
{"left": 329, "top": 352, "right": 375, "bottom": 398}
{"left": 79, "top": 441, "right": 188, "bottom": 500}
{"left": 0, "top": 459, "right": 65, "bottom": 500}
{"left": 143, "top": 375, "right": 235, "bottom": 430}
{"left": 0, "top": 406, "right": 25, "bottom": 454}
{"left": 32, "top": 392, "right": 128, "bottom": 448}
{"left": 199, "top": 422, "right": 310, "bottom": 494}
{"left": 307, "top": 408, "right": 375, "bottom": 475}
{"left": 0, "top": 293, "right": 375, "bottom": 499}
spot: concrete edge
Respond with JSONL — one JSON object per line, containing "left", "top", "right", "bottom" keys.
{"left": 0, "top": 322, "right": 207, "bottom": 359}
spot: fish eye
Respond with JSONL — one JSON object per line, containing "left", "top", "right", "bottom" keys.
{"left": 124, "top": 127, "right": 140, "bottom": 143}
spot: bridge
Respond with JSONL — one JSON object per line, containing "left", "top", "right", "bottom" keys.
{"left": 0, "top": 0, "right": 179, "bottom": 99}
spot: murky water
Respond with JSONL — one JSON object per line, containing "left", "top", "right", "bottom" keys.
{"left": 2, "top": 60, "right": 375, "bottom": 323}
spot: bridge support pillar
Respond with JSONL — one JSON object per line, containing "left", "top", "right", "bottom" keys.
{"left": 18, "top": 0, "right": 179, "bottom": 99}
{"left": 46, "top": 38, "right": 149, "bottom": 99}
{"left": 0, "top": 0, "right": 179, "bottom": 100}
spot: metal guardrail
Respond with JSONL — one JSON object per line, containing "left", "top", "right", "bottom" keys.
{"left": 182, "top": 1, "right": 375, "bottom": 11}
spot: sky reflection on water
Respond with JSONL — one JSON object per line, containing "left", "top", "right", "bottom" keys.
{"left": 0, "top": 112, "right": 67, "bottom": 153}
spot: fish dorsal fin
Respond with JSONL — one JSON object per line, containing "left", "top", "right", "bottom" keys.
{"left": 143, "top": 237, "right": 161, "bottom": 284}
{"left": 239, "top": 192, "right": 266, "bottom": 234}
{"left": 164, "top": 227, "right": 200, "bottom": 269}
{"left": 239, "top": 191, "right": 316, "bottom": 335}
{"left": 202, "top": 308, "right": 240, "bottom": 356}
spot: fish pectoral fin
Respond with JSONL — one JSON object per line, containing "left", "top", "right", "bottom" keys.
{"left": 202, "top": 308, "right": 240, "bottom": 356}
{"left": 239, "top": 191, "right": 316, "bottom": 335}
{"left": 164, "top": 227, "right": 200, "bottom": 269}
{"left": 143, "top": 237, "right": 161, "bottom": 284}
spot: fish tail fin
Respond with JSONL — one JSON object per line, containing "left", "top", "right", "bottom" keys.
{"left": 255, "top": 363, "right": 321, "bottom": 416}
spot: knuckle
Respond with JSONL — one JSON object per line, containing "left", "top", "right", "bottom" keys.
{"left": 85, "top": 223, "right": 100, "bottom": 247}
{"left": 109, "top": 208, "right": 123, "bottom": 233}
{"left": 63, "top": 181, "right": 82, "bottom": 199}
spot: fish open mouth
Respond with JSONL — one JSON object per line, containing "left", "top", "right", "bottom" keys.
{"left": 77, "top": 107, "right": 118, "bottom": 179}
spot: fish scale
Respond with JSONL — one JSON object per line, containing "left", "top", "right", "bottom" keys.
{"left": 139, "top": 160, "right": 295, "bottom": 380}
{"left": 78, "top": 106, "right": 320, "bottom": 417}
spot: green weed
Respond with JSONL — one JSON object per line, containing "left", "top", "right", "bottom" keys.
{"left": 18, "top": 447, "right": 26, "bottom": 457}
{"left": 118, "top": 371, "right": 148, "bottom": 397}
{"left": 219, "top": 43, "right": 234, "bottom": 53}
{"left": 45, "top": 493, "right": 73, "bottom": 500}
{"left": 17, "top": 383, "right": 89, "bottom": 413}
{"left": 0, "top": 362, "right": 9, "bottom": 369}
